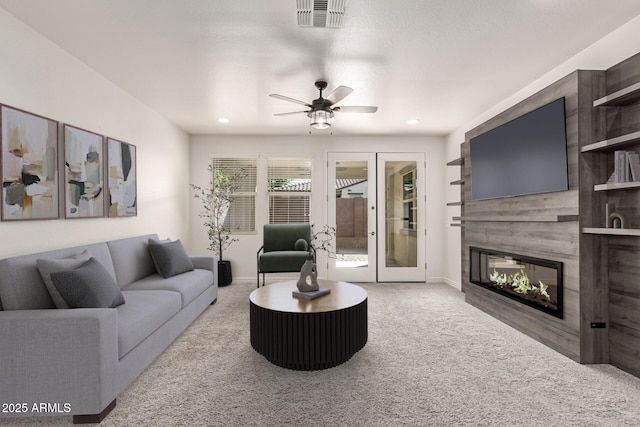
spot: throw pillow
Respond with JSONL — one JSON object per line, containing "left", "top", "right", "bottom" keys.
{"left": 148, "top": 239, "right": 194, "bottom": 279}
{"left": 294, "top": 238, "right": 309, "bottom": 251}
{"left": 36, "top": 250, "right": 91, "bottom": 309}
{"left": 50, "top": 258, "right": 125, "bottom": 308}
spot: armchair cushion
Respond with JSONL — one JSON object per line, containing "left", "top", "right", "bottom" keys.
{"left": 259, "top": 251, "right": 310, "bottom": 273}
{"left": 263, "top": 224, "right": 311, "bottom": 252}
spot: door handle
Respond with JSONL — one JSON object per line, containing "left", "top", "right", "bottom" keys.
{"left": 370, "top": 231, "right": 375, "bottom": 236}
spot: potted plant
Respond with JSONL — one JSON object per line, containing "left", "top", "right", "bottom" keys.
{"left": 191, "top": 165, "right": 246, "bottom": 286}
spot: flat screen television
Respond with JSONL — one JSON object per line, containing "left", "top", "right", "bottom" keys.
{"left": 470, "top": 97, "right": 568, "bottom": 201}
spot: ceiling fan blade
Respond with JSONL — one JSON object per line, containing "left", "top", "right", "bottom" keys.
{"left": 269, "top": 93, "right": 311, "bottom": 107}
{"left": 325, "top": 85, "right": 353, "bottom": 105}
{"left": 334, "top": 106, "right": 378, "bottom": 113}
{"left": 274, "top": 110, "right": 309, "bottom": 116}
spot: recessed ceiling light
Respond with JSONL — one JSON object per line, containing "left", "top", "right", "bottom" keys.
{"left": 406, "top": 119, "right": 420, "bottom": 125}
{"left": 218, "top": 117, "right": 229, "bottom": 123}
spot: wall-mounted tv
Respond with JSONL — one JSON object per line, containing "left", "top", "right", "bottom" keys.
{"left": 470, "top": 97, "right": 568, "bottom": 201}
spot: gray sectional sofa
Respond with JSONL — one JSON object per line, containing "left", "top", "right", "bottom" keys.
{"left": 0, "top": 234, "right": 218, "bottom": 423}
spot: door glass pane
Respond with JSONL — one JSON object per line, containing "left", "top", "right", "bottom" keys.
{"left": 335, "top": 161, "right": 369, "bottom": 268}
{"left": 384, "top": 161, "right": 417, "bottom": 268}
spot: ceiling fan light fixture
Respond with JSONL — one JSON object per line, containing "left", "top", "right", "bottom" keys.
{"left": 310, "top": 110, "right": 332, "bottom": 129}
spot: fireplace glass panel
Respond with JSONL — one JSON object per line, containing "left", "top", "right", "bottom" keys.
{"left": 470, "top": 247, "right": 563, "bottom": 318}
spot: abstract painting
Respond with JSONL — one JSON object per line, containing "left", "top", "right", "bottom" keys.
{"left": 1, "top": 105, "right": 59, "bottom": 221}
{"left": 63, "top": 125, "right": 104, "bottom": 218}
{"left": 107, "top": 138, "right": 137, "bottom": 217}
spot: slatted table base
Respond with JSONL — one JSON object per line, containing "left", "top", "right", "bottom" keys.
{"left": 250, "top": 299, "right": 367, "bottom": 371}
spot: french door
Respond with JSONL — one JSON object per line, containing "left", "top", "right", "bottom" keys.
{"left": 327, "top": 152, "right": 425, "bottom": 282}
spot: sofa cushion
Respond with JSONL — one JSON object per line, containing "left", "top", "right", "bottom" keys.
{"left": 50, "top": 258, "right": 125, "bottom": 309}
{"left": 107, "top": 234, "right": 159, "bottom": 288}
{"left": 117, "top": 290, "right": 181, "bottom": 359}
{"left": 36, "top": 250, "right": 91, "bottom": 309}
{"left": 0, "top": 242, "right": 115, "bottom": 310}
{"left": 124, "top": 269, "right": 213, "bottom": 308}
{"left": 148, "top": 239, "right": 194, "bottom": 279}
{"left": 259, "top": 250, "right": 310, "bottom": 273}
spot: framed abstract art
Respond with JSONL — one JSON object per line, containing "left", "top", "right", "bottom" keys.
{"left": 107, "top": 137, "right": 137, "bottom": 217}
{"left": 63, "top": 124, "right": 105, "bottom": 218}
{"left": 1, "top": 105, "right": 59, "bottom": 221}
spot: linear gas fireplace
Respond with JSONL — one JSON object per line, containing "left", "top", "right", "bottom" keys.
{"left": 469, "top": 247, "right": 563, "bottom": 319}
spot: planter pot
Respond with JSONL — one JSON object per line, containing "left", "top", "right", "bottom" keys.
{"left": 218, "top": 260, "right": 233, "bottom": 287}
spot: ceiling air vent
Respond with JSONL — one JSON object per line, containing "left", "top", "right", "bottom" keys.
{"left": 297, "top": 0, "right": 346, "bottom": 28}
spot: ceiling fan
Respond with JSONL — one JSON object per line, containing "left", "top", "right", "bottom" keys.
{"left": 269, "top": 81, "right": 378, "bottom": 130}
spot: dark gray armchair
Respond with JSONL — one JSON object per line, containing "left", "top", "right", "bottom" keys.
{"left": 256, "top": 224, "right": 314, "bottom": 287}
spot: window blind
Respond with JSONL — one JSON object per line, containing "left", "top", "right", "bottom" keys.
{"left": 211, "top": 157, "right": 257, "bottom": 233}
{"left": 267, "top": 158, "right": 312, "bottom": 224}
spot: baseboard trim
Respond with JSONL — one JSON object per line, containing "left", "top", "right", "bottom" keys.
{"left": 441, "top": 277, "right": 462, "bottom": 290}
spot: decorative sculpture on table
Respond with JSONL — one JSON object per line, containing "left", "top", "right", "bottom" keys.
{"left": 297, "top": 259, "right": 319, "bottom": 292}
{"left": 293, "top": 258, "right": 330, "bottom": 300}
{"left": 606, "top": 203, "right": 629, "bottom": 229}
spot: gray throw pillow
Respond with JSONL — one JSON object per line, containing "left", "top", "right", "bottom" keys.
{"left": 36, "top": 250, "right": 91, "bottom": 309}
{"left": 50, "top": 258, "right": 125, "bottom": 308}
{"left": 148, "top": 239, "right": 194, "bottom": 279}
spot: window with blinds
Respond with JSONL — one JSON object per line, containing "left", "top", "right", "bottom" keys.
{"left": 267, "top": 158, "right": 312, "bottom": 224}
{"left": 211, "top": 157, "right": 257, "bottom": 233}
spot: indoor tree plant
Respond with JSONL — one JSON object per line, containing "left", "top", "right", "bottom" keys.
{"left": 191, "top": 165, "right": 246, "bottom": 286}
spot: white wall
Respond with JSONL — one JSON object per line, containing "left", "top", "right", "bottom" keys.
{"left": 0, "top": 8, "right": 190, "bottom": 258}
{"left": 442, "top": 14, "right": 640, "bottom": 290}
{"left": 189, "top": 135, "right": 446, "bottom": 283}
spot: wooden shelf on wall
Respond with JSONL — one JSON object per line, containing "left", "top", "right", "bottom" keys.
{"left": 450, "top": 179, "right": 464, "bottom": 186}
{"left": 450, "top": 223, "right": 463, "bottom": 227}
{"left": 446, "top": 157, "right": 464, "bottom": 166}
{"left": 446, "top": 201, "right": 464, "bottom": 206}
{"left": 581, "top": 130, "right": 640, "bottom": 153}
{"left": 594, "top": 181, "right": 640, "bottom": 191}
{"left": 593, "top": 81, "right": 640, "bottom": 107}
{"left": 583, "top": 227, "right": 640, "bottom": 237}
{"left": 460, "top": 214, "right": 579, "bottom": 223}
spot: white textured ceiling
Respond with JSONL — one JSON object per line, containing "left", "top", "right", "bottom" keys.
{"left": 2, "top": 0, "right": 640, "bottom": 136}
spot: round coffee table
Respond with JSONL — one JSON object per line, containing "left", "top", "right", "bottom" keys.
{"left": 249, "top": 279, "right": 368, "bottom": 371}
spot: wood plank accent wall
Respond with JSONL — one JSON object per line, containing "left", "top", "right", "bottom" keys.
{"left": 599, "top": 53, "right": 640, "bottom": 377}
{"left": 577, "top": 71, "right": 608, "bottom": 363}
{"left": 462, "top": 71, "right": 605, "bottom": 363}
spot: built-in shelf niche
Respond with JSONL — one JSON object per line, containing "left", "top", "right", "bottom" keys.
{"left": 594, "top": 182, "right": 640, "bottom": 191}
{"left": 593, "top": 81, "right": 640, "bottom": 107}
{"left": 585, "top": 78, "right": 640, "bottom": 238}
{"left": 582, "top": 227, "right": 640, "bottom": 237}
{"left": 581, "top": 130, "right": 640, "bottom": 153}
{"left": 459, "top": 215, "right": 579, "bottom": 223}
{"left": 447, "top": 149, "right": 465, "bottom": 228}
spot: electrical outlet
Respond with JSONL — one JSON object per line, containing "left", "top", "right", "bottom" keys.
{"left": 590, "top": 322, "right": 606, "bottom": 328}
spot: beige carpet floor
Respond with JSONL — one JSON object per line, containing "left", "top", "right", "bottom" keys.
{"left": 7, "top": 281, "right": 640, "bottom": 426}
